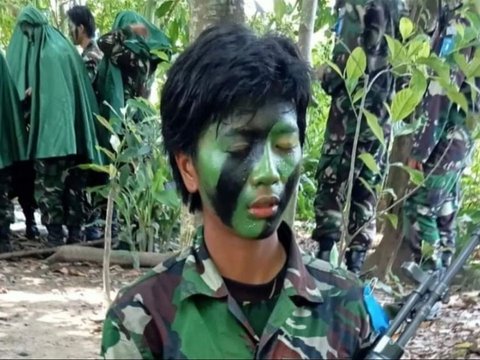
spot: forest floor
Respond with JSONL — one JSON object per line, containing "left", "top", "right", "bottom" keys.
{"left": 0, "top": 213, "right": 480, "bottom": 359}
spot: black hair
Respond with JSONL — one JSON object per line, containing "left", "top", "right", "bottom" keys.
{"left": 66, "top": 5, "right": 96, "bottom": 38}
{"left": 160, "top": 23, "right": 311, "bottom": 213}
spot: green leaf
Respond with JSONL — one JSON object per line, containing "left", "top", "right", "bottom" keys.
{"left": 95, "top": 115, "right": 114, "bottom": 134}
{"left": 78, "top": 163, "right": 111, "bottom": 175}
{"left": 399, "top": 17, "right": 414, "bottom": 41}
{"left": 325, "top": 60, "right": 343, "bottom": 79}
{"left": 363, "top": 109, "right": 385, "bottom": 146}
{"left": 274, "top": 0, "right": 287, "bottom": 21}
{"left": 155, "top": 0, "right": 174, "bottom": 18}
{"left": 391, "top": 88, "right": 422, "bottom": 122}
{"left": 96, "top": 146, "right": 115, "bottom": 161}
{"left": 407, "top": 38, "right": 430, "bottom": 59}
{"left": 417, "top": 56, "right": 450, "bottom": 79}
{"left": 384, "top": 213, "right": 399, "bottom": 229}
{"left": 345, "top": 47, "right": 366, "bottom": 81}
{"left": 358, "top": 153, "right": 380, "bottom": 174}
{"left": 353, "top": 88, "right": 365, "bottom": 104}
{"left": 410, "top": 69, "right": 427, "bottom": 95}
{"left": 440, "top": 80, "right": 469, "bottom": 113}
{"left": 391, "top": 163, "right": 424, "bottom": 185}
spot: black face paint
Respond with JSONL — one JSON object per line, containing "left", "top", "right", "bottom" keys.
{"left": 195, "top": 101, "right": 302, "bottom": 239}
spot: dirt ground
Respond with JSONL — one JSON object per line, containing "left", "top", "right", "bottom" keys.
{"left": 0, "top": 218, "right": 479, "bottom": 359}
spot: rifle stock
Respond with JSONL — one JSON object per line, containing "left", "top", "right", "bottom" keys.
{"left": 364, "top": 228, "right": 480, "bottom": 359}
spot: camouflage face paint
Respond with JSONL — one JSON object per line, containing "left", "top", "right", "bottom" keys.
{"left": 195, "top": 101, "right": 301, "bottom": 239}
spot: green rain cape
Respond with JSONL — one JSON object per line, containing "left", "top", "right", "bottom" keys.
{"left": 6, "top": 6, "right": 104, "bottom": 164}
{"left": 0, "top": 52, "right": 27, "bottom": 170}
{"left": 96, "top": 11, "right": 171, "bottom": 121}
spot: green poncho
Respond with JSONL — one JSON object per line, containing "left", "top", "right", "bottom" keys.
{"left": 0, "top": 52, "right": 27, "bottom": 170}
{"left": 96, "top": 11, "right": 171, "bottom": 121}
{"left": 6, "top": 6, "right": 104, "bottom": 164}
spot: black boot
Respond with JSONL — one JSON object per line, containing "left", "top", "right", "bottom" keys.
{"left": 0, "top": 225, "right": 12, "bottom": 253}
{"left": 345, "top": 249, "right": 367, "bottom": 275}
{"left": 25, "top": 211, "right": 39, "bottom": 240}
{"left": 67, "top": 226, "right": 84, "bottom": 244}
{"left": 46, "top": 224, "right": 64, "bottom": 247}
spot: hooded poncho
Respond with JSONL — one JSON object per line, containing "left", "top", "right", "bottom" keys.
{"left": 0, "top": 52, "right": 27, "bottom": 170}
{"left": 96, "top": 11, "right": 171, "bottom": 122}
{"left": 6, "top": 6, "right": 104, "bottom": 163}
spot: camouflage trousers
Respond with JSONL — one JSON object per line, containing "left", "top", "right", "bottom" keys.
{"left": 403, "top": 171, "right": 460, "bottom": 268}
{"left": 312, "top": 139, "right": 388, "bottom": 252}
{"left": 34, "top": 156, "right": 88, "bottom": 226}
{"left": 0, "top": 167, "right": 14, "bottom": 228}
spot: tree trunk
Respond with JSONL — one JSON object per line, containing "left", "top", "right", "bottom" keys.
{"left": 364, "top": 134, "right": 413, "bottom": 279}
{"left": 189, "top": 0, "right": 245, "bottom": 40}
{"left": 297, "top": 0, "right": 318, "bottom": 64}
{"left": 46, "top": 246, "right": 172, "bottom": 267}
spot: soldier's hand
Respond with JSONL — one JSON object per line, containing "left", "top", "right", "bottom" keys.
{"left": 407, "top": 158, "right": 423, "bottom": 171}
{"left": 24, "top": 87, "right": 32, "bottom": 98}
{"left": 129, "top": 24, "right": 148, "bottom": 38}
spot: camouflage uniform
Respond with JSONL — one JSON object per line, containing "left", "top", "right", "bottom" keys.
{"left": 313, "top": 0, "right": 403, "bottom": 273}
{"left": 98, "top": 27, "right": 156, "bottom": 105}
{"left": 80, "top": 39, "right": 108, "bottom": 241}
{"left": 101, "top": 223, "right": 384, "bottom": 359}
{"left": 0, "top": 168, "right": 14, "bottom": 251}
{"left": 403, "top": 15, "right": 477, "bottom": 269}
{"left": 81, "top": 40, "right": 103, "bottom": 83}
{"left": 34, "top": 156, "right": 88, "bottom": 244}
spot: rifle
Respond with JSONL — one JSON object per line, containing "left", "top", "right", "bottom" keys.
{"left": 364, "top": 227, "right": 480, "bottom": 359}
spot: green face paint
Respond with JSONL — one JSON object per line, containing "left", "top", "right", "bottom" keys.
{"left": 195, "top": 101, "right": 302, "bottom": 239}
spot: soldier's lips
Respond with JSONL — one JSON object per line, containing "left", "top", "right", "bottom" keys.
{"left": 248, "top": 196, "right": 280, "bottom": 219}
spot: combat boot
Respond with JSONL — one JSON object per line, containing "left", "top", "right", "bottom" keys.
{"left": 25, "top": 211, "right": 40, "bottom": 240}
{"left": 345, "top": 249, "right": 367, "bottom": 275}
{"left": 0, "top": 225, "right": 12, "bottom": 253}
{"left": 46, "top": 224, "right": 64, "bottom": 247}
{"left": 66, "top": 226, "right": 85, "bottom": 245}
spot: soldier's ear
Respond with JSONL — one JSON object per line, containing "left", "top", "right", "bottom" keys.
{"left": 175, "top": 152, "right": 199, "bottom": 194}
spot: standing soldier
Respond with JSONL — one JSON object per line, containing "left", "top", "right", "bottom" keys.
{"left": 6, "top": 6, "right": 104, "bottom": 247}
{"left": 312, "top": 0, "right": 404, "bottom": 274}
{"left": 403, "top": 0, "right": 477, "bottom": 270}
{"left": 94, "top": 11, "right": 171, "bottom": 248}
{"left": 67, "top": 5, "right": 103, "bottom": 83}
{"left": 96, "top": 10, "right": 171, "bottom": 122}
{"left": 66, "top": 5, "right": 106, "bottom": 242}
{"left": 0, "top": 52, "right": 28, "bottom": 252}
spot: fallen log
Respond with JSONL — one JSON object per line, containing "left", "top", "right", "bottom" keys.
{"left": 46, "top": 246, "right": 173, "bottom": 268}
{"left": 0, "top": 239, "right": 104, "bottom": 260}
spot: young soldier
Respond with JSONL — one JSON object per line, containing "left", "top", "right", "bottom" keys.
{"left": 67, "top": 5, "right": 105, "bottom": 242}
{"left": 101, "top": 24, "right": 387, "bottom": 359}
{"left": 0, "top": 52, "right": 28, "bottom": 252}
{"left": 6, "top": 6, "right": 104, "bottom": 247}
{"left": 96, "top": 10, "right": 171, "bottom": 122}
{"left": 312, "top": 0, "right": 405, "bottom": 274}
{"left": 403, "top": 0, "right": 477, "bottom": 270}
{"left": 67, "top": 5, "right": 103, "bottom": 83}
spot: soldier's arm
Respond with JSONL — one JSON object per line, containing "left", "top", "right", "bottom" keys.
{"left": 100, "top": 305, "right": 156, "bottom": 359}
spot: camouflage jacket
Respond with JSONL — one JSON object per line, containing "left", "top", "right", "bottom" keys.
{"left": 411, "top": 15, "right": 478, "bottom": 173}
{"left": 98, "top": 27, "right": 155, "bottom": 101}
{"left": 321, "top": 0, "right": 405, "bottom": 153}
{"left": 101, "top": 223, "right": 380, "bottom": 359}
{"left": 82, "top": 40, "right": 103, "bottom": 83}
